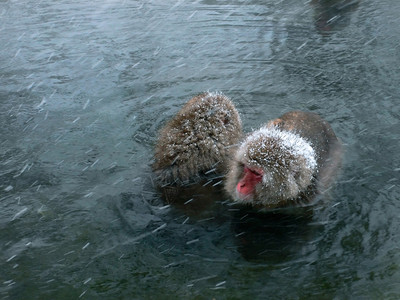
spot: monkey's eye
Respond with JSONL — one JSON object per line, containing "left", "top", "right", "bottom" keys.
{"left": 250, "top": 169, "right": 262, "bottom": 177}
{"left": 244, "top": 166, "right": 263, "bottom": 178}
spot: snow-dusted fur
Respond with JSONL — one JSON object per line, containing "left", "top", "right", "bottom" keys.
{"left": 153, "top": 92, "right": 242, "bottom": 185}
{"left": 225, "top": 111, "right": 342, "bottom": 209}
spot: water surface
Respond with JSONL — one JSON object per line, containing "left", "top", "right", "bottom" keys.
{"left": 1, "top": 0, "right": 400, "bottom": 298}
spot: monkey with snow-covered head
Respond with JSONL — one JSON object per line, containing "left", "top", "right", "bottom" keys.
{"left": 225, "top": 111, "right": 342, "bottom": 209}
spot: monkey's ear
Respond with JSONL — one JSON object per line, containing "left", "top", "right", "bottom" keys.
{"left": 218, "top": 109, "right": 231, "bottom": 125}
{"left": 223, "top": 114, "right": 231, "bottom": 125}
{"left": 292, "top": 169, "right": 300, "bottom": 180}
{"left": 288, "top": 164, "right": 301, "bottom": 180}
{"left": 267, "top": 118, "right": 284, "bottom": 128}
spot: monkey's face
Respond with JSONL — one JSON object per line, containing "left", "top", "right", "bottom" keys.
{"left": 233, "top": 159, "right": 314, "bottom": 208}
{"left": 228, "top": 126, "right": 317, "bottom": 208}
{"left": 235, "top": 164, "right": 264, "bottom": 201}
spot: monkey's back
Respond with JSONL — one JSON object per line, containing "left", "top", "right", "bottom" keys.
{"left": 271, "top": 111, "right": 342, "bottom": 194}
{"left": 153, "top": 92, "right": 242, "bottom": 185}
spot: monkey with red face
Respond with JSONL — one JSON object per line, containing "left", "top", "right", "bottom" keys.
{"left": 225, "top": 111, "right": 342, "bottom": 209}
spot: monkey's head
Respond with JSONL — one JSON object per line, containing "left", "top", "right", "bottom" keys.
{"left": 225, "top": 126, "right": 317, "bottom": 208}
{"left": 153, "top": 92, "right": 242, "bottom": 185}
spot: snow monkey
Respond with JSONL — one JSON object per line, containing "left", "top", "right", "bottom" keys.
{"left": 225, "top": 111, "right": 342, "bottom": 209}
{"left": 153, "top": 92, "right": 242, "bottom": 187}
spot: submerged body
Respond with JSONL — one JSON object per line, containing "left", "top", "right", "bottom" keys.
{"left": 225, "top": 111, "right": 342, "bottom": 209}
{"left": 153, "top": 92, "right": 242, "bottom": 187}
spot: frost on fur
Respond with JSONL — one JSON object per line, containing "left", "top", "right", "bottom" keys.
{"left": 153, "top": 92, "right": 242, "bottom": 185}
{"left": 240, "top": 126, "right": 317, "bottom": 172}
{"left": 226, "top": 125, "right": 318, "bottom": 208}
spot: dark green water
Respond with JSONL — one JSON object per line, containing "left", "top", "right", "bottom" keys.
{"left": 1, "top": 0, "right": 399, "bottom": 298}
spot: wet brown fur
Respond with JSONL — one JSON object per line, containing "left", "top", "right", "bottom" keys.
{"left": 153, "top": 92, "right": 242, "bottom": 186}
{"left": 225, "top": 111, "right": 342, "bottom": 209}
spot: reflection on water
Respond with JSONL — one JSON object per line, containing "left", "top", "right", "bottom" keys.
{"left": 1, "top": 0, "right": 400, "bottom": 298}
{"left": 231, "top": 207, "right": 318, "bottom": 262}
{"left": 311, "top": 0, "right": 360, "bottom": 35}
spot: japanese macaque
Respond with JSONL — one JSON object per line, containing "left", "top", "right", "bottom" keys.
{"left": 225, "top": 111, "right": 342, "bottom": 209}
{"left": 153, "top": 92, "right": 242, "bottom": 187}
